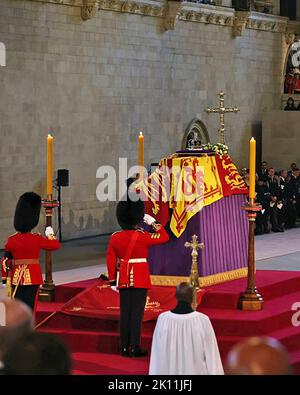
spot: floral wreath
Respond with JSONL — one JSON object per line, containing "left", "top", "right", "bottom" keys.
{"left": 202, "top": 142, "right": 229, "bottom": 155}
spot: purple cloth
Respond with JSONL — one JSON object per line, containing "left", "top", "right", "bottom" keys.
{"left": 148, "top": 194, "right": 248, "bottom": 277}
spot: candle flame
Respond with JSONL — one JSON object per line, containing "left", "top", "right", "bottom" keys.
{"left": 139, "top": 131, "right": 143, "bottom": 136}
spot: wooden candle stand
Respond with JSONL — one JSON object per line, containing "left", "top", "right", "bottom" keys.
{"left": 39, "top": 196, "right": 60, "bottom": 302}
{"left": 238, "top": 199, "right": 264, "bottom": 311}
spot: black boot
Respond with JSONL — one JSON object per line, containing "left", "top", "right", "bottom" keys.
{"left": 120, "top": 346, "right": 130, "bottom": 357}
{"left": 130, "top": 346, "right": 148, "bottom": 357}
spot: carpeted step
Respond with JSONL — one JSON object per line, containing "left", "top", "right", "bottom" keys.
{"left": 72, "top": 352, "right": 149, "bottom": 375}
{"left": 199, "top": 290, "right": 300, "bottom": 336}
{"left": 36, "top": 271, "right": 300, "bottom": 375}
{"left": 201, "top": 271, "right": 300, "bottom": 310}
{"left": 36, "top": 309, "right": 158, "bottom": 333}
{"left": 291, "top": 350, "right": 300, "bottom": 375}
{"left": 216, "top": 324, "right": 300, "bottom": 359}
{"left": 55, "top": 279, "right": 99, "bottom": 303}
{"left": 35, "top": 302, "right": 64, "bottom": 326}
{"left": 37, "top": 327, "right": 153, "bottom": 355}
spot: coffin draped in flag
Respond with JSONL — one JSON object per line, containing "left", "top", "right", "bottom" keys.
{"left": 139, "top": 154, "right": 248, "bottom": 238}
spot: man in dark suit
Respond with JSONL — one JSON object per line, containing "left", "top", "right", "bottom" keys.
{"left": 286, "top": 168, "right": 300, "bottom": 228}
{"left": 267, "top": 168, "right": 284, "bottom": 232}
{"left": 255, "top": 179, "right": 271, "bottom": 235}
{"left": 259, "top": 161, "right": 269, "bottom": 182}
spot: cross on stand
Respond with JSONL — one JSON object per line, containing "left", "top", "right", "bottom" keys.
{"left": 206, "top": 91, "right": 240, "bottom": 145}
{"left": 185, "top": 235, "right": 204, "bottom": 310}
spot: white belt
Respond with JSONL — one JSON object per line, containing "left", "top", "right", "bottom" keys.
{"left": 120, "top": 258, "right": 147, "bottom": 263}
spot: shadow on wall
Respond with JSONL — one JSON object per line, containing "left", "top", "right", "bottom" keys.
{"left": 61, "top": 208, "right": 117, "bottom": 240}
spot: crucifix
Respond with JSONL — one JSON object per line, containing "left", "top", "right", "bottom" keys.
{"left": 185, "top": 234, "right": 204, "bottom": 310}
{"left": 206, "top": 91, "right": 240, "bottom": 145}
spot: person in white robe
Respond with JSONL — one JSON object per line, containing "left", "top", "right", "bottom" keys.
{"left": 149, "top": 282, "right": 224, "bottom": 375}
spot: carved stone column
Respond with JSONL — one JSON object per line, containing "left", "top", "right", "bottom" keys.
{"left": 81, "top": 0, "right": 98, "bottom": 20}
{"left": 285, "top": 27, "right": 296, "bottom": 45}
{"left": 233, "top": 11, "right": 250, "bottom": 36}
{"left": 163, "top": 0, "right": 181, "bottom": 31}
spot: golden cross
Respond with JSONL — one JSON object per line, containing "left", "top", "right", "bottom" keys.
{"left": 185, "top": 235, "right": 204, "bottom": 291}
{"left": 184, "top": 234, "right": 204, "bottom": 257}
{"left": 206, "top": 91, "right": 240, "bottom": 145}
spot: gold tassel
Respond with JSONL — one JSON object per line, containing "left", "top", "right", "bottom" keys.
{"left": 6, "top": 277, "right": 12, "bottom": 299}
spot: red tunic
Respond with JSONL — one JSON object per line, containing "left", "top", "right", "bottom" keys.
{"left": 295, "top": 78, "right": 300, "bottom": 93}
{"left": 285, "top": 73, "right": 296, "bottom": 94}
{"left": 107, "top": 227, "right": 169, "bottom": 289}
{"left": 1, "top": 232, "right": 60, "bottom": 286}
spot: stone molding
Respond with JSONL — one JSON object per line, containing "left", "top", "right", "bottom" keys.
{"left": 23, "top": 0, "right": 300, "bottom": 38}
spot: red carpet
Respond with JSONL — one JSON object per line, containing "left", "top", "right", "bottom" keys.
{"left": 36, "top": 270, "right": 300, "bottom": 375}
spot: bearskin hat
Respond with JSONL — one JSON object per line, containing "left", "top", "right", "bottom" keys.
{"left": 14, "top": 192, "right": 42, "bottom": 233}
{"left": 116, "top": 178, "right": 145, "bottom": 230}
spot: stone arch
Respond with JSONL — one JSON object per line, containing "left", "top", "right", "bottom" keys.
{"left": 283, "top": 40, "right": 300, "bottom": 94}
{"left": 181, "top": 118, "right": 210, "bottom": 149}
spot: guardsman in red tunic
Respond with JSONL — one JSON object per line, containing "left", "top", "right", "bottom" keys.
{"left": 1, "top": 192, "right": 60, "bottom": 314}
{"left": 107, "top": 179, "right": 169, "bottom": 357}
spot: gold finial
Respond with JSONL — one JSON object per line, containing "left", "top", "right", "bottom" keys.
{"left": 206, "top": 91, "right": 240, "bottom": 145}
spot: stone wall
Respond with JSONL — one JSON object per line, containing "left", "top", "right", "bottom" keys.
{"left": 262, "top": 110, "right": 300, "bottom": 169}
{"left": 0, "top": 0, "right": 291, "bottom": 244}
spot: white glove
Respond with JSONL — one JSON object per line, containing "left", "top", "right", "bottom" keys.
{"left": 143, "top": 214, "right": 156, "bottom": 226}
{"left": 45, "top": 226, "right": 54, "bottom": 237}
{"left": 111, "top": 285, "right": 119, "bottom": 293}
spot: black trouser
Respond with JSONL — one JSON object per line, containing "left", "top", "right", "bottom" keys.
{"left": 270, "top": 205, "right": 281, "bottom": 230}
{"left": 286, "top": 201, "right": 297, "bottom": 228}
{"left": 119, "top": 288, "right": 147, "bottom": 348}
{"left": 278, "top": 201, "right": 287, "bottom": 228}
{"left": 256, "top": 206, "right": 270, "bottom": 234}
{"left": 12, "top": 285, "right": 40, "bottom": 312}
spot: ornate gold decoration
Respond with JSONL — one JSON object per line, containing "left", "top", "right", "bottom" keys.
{"left": 163, "top": 1, "right": 181, "bottom": 32}
{"left": 206, "top": 91, "right": 240, "bottom": 145}
{"left": 233, "top": 11, "right": 250, "bottom": 37}
{"left": 184, "top": 235, "right": 204, "bottom": 289}
{"left": 285, "top": 28, "right": 296, "bottom": 45}
{"left": 97, "top": 284, "right": 111, "bottom": 289}
{"left": 150, "top": 267, "right": 248, "bottom": 287}
{"left": 81, "top": 0, "right": 98, "bottom": 20}
{"left": 144, "top": 296, "right": 161, "bottom": 311}
{"left": 97, "top": 0, "right": 165, "bottom": 18}
{"left": 185, "top": 234, "right": 204, "bottom": 311}
{"left": 19, "top": 0, "right": 300, "bottom": 38}
{"left": 178, "top": 9, "right": 234, "bottom": 27}
{"left": 70, "top": 307, "right": 83, "bottom": 311}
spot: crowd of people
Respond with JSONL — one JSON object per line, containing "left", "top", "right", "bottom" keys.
{"left": 284, "top": 68, "right": 300, "bottom": 95}
{"left": 241, "top": 162, "right": 300, "bottom": 235}
{"left": 284, "top": 97, "right": 300, "bottom": 111}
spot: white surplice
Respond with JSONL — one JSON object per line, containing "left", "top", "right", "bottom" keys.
{"left": 149, "top": 311, "right": 224, "bottom": 375}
